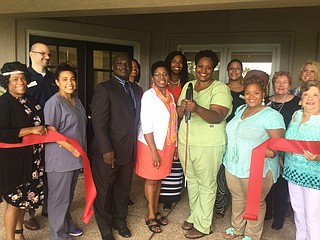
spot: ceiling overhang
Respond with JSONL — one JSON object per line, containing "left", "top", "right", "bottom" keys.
{"left": 1, "top": 0, "right": 320, "bottom": 18}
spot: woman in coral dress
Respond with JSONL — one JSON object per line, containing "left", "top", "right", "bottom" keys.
{"left": 135, "top": 61, "right": 178, "bottom": 234}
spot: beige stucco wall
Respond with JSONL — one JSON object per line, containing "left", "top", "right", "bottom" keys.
{"left": 79, "top": 7, "right": 320, "bottom": 86}
{"left": 0, "top": 17, "right": 16, "bottom": 65}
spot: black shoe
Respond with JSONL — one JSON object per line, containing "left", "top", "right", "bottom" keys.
{"left": 265, "top": 212, "right": 272, "bottom": 220}
{"left": 271, "top": 219, "right": 284, "bottom": 230}
{"left": 102, "top": 232, "right": 115, "bottom": 240}
{"left": 116, "top": 226, "right": 131, "bottom": 238}
{"left": 128, "top": 199, "right": 134, "bottom": 206}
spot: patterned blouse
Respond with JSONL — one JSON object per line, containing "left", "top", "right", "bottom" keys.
{"left": 283, "top": 110, "right": 320, "bottom": 190}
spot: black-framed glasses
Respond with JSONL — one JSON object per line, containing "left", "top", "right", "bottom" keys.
{"left": 32, "top": 51, "right": 51, "bottom": 58}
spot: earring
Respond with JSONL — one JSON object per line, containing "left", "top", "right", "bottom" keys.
{"left": 262, "top": 98, "right": 265, "bottom": 106}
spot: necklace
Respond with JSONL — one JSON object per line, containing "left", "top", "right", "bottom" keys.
{"left": 271, "top": 101, "right": 285, "bottom": 113}
{"left": 241, "top": 106, "right": 263, "bottom": 120}
{"left": 271, "top": 93, "right": 289, "bottom": 113}
{"left": 168, "top": 79, "right": 180, "bottom": 85}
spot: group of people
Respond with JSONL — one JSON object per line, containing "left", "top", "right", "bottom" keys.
{"left": 0, "top": 42, "right": 320, "bottom": 240}
{"left": 0, "top": 43, "right": 86, "bottom": 240}
{"left": 221, "top": 60, "right": 320, "bottom": 240}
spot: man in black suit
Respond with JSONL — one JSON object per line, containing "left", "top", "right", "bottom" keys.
{"left": 91, "top": 53, "right": 141, "bottom": 240}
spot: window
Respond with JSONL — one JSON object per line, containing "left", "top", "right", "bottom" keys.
{"left": 29, "top": 35, "right": 133, "bottom": 110}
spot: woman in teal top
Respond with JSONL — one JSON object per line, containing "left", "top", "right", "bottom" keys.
{"left": 178, "top": 50, "right": 232, "bottom": 239}
{"left": 223, "top": 70, "right": 285, "bottom": 240}
{"left": 283, "top": 80, "right": 320, "bottom": 240}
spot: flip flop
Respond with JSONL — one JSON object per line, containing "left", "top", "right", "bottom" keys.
{"left": 185, "top": 228, "right": 211, "bottom": 239}
{"left": 163, "top": 203, "right": 172, "bottom": 212}
{"left": 182, "top": 221, "right": 193, "bottom": 230}
{"left": 224, "top": 227, "right": 242, "bottom": 239}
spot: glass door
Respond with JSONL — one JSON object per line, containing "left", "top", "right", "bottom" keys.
{"left": 29, "top": 35, "right": 134, "bottom": 153}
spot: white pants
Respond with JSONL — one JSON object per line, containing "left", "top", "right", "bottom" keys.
{"left": 288, "top": 182, "right": 320, "bottom": 240}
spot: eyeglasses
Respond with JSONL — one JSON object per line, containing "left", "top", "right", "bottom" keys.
{"left": 153, "top": 72, "right": 169, "bottom": 78}
{"left": 32, "top": 51, "right": 51, "bottom": 57}
{"left": 228, "top": 68, "right": 242, "bottom": 72}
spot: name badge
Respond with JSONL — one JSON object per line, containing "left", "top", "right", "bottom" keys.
{"left": 35, "top": 104, "right": 41, "bottom": 110}
{"left": 27, "top": 81, "right": 38, "bottom": 88}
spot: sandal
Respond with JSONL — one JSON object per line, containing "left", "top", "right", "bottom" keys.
{"left": 185, "top": 228, "right": 210, "bottom": 239}
{"left": 163, "top": 203, "right": 172, "bottom": 212}
{"left": 215, "top": 212, "right": 225, "bottom": 219}
{"left": 145, "top": 218, "right": 162, "bottom": 233}
{"left": 182, "top": 221, "right": 193, "bottom": 230}
{"left": 242, "top": 236, "right": 251, "bottom": 240}
{"left": 224, "top": 227, "right": 241, "bottom": 239}
{"left": 155, "top": 211, "right": 168, "bottom": 226}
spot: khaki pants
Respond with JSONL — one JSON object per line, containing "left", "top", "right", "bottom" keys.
{"left": 226, "top": 169, "right": 273, "bottom": 240}
{"left": 179, "top": 143, "right": 225, "bottom": 234}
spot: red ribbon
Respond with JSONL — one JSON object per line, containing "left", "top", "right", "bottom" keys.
{"left": 244, "top": 138, "right": 320, "bottom": 221}
{"left": 0, "top": 130, "right": 96, "bottom": 224}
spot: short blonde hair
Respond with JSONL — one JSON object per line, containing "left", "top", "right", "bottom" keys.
{"left": 272, "top": 71, "right": 292, "bottom": 86}
{"left": 300, "top": 80, "right": 320, "bottom": 94}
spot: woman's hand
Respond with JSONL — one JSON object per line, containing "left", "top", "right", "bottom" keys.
{"left": 182, "top": 99, "right": 198, "bottom": 113}
{"left": 31, "top": 125, "right": 48, "bottom": 135}
{"left": 152, "top": 151, "right": 161, "bottom": 169}
{"left": 71, "top": 147, "right": 81, "bottom": 158}
{"left": 303, "top": 150, "right": 320, "bottom": 161}
{"left": 173, "top": 147, "right": 179, "bottom": 160}
{"left": 45, "top": 125, "right": 57, "bottom": 132}
{"left": 279, "top": 155, "right": 284, "bottom": 174}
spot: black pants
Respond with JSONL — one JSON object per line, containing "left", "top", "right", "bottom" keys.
{"left": 265, "top": 175, "right": 289, "bottom": 222}
{"left": 92, "top": 159, "right": 134, "bottom": 238}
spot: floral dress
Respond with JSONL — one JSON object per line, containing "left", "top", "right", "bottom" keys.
{"left": 2, "top": 97, "right": 45, "bottom": 209}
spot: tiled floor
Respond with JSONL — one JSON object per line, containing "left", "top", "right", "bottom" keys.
{"left": 0, "top": 175, "right": 296, "bottom": 239}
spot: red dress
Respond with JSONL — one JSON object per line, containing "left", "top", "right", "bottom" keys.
{"left": 167, "top": 84, "right": 182, "bottom": 103}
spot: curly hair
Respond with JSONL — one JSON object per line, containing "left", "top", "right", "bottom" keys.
{"left": 151, "top": 61, "right": 169, "bottom": 76}
{"left": 165, "top": 51, "right": 189, "bottom": 87}
{"left": 0, "top": 61, "right": 28, "bottom": 89}
{"left": 195, "top": 50, "right": 219, "bottom": 69}
{"left": 55, "top": 62, "right": 77, "bottom": 80}
{"left": 243, "top": 70, "right": 269, "bottom": 91}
